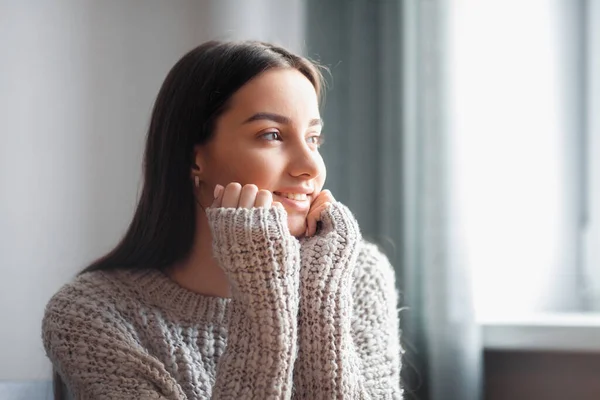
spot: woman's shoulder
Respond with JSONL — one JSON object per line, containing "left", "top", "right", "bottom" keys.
{"left": 42, "top": 268, "right": 166, "bottom": 339}
{"left": 354, "top": 240, "right": 397, "bottom": 283}
{"left": 41, "top": 270, "right": 144, "bottom": 360}
{"left": 44, "top": 270, "right": 132, "bottom": 318}
{"left": 351, "top": 240, "right": 401, "bottom": 326}
{"left": 351, "top": 240, "right": 399, "bottom": 302}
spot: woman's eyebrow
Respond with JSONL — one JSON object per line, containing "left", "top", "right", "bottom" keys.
{"left": 243, "top": 112, "right": 323, "bottom": 127}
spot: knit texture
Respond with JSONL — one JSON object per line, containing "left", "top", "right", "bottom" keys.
{"left": 42, "top": 203, "right": 403, "bottom": 399}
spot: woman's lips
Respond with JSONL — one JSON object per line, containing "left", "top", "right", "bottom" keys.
{"left": 273, "top": 192, "right": 311, "bottom": 212}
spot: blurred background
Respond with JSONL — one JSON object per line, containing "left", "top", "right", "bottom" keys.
{"left": 1, "top": 1, "right": 599, "bottom": 399}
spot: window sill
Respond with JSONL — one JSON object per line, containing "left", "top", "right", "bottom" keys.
{"left": 480, "top": 313, "right": 600, "bottom": 353}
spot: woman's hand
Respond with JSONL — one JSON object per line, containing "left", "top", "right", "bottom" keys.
{"left": 305, "top": 189, "right": 335, "bottom": 237}
{"left": 210, "top": 183, "right": 282, "bottom": 209}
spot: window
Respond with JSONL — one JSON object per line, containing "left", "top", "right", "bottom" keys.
{"left": 449, "top": 0, "right": 596, "bottom": 320}
{"left": 583, "top": 0, "right": 600, "bottom": 311}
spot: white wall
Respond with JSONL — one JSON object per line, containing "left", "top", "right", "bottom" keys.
{"left": 206, "top": 0, "right": 306, "bottom": 53}
{"left": 0, "top": 0, "right": 305, "bottom": 382}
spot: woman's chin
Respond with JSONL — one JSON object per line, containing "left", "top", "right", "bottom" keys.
{"left": 287, "top": 214, "right": 307, "bottom": 238}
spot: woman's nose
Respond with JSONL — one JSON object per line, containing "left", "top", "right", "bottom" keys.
{"left": 288, "top": 142, "right": 322, "bottom": 179}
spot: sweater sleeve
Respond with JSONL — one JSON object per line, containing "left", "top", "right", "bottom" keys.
{"left": 206, "top": 206, "right": 301, "bottom": 400}
{"left": 293, "top": 202, "right": 366, "bottom": 399}
{"left": 42, "top": 284, "right": 188, "bottom": 399}
{"left": 293, "top": 203, "right": 403, "bottom": 399}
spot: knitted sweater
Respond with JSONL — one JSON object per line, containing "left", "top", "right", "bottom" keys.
{"left": 42, "top": 203, "right": 403, "bottom": 399}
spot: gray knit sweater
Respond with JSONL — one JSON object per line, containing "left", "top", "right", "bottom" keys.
{"left": 42, "top": 203, "right": 403, "bottom": 399}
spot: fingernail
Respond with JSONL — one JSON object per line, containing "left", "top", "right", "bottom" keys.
{"left": 213, "top": 184, "right": 223, "bottom": 199}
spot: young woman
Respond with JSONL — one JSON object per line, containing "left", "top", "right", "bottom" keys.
{"left": 42, "top": 40, "right": 403, "bottom": 399}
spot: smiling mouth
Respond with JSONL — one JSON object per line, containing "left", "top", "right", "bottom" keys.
{"left": 273, "top": 192, "right": 309, "bottom": 201}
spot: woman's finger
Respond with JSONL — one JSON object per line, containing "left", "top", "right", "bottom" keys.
{"left": 308, "top": 189, "right": 335, "bottom": 213}
{"left": 254, "top": 189, "right": 273, "bottom": 208}
{"left": 304, "top": 190, "right": 335, "bottom": 237}
{"left": 211, "top": 184, "right": 224, "bottom": 208}
{"left": 221, "top": 182, "right": 242, "bottom": 208}
{"left": 210, "top": 183, "right": 280, "bottom": 210}
{"left": 238, "top": 184, "right": 258, "bottom": 208}
{"left": 306, "top": 202, "right": 331, "bottom": 237}
{"left": 306, "top": 204, "right": 325, "bottom": 237}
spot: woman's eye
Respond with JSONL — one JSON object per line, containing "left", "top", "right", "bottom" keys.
{"left": 307, "top": 135, "right": 324, "bottom": 146}
{"left": 261, "top": 131, "right": 281, "bottom": 141}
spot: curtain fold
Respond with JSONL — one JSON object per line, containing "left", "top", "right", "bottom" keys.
{"left": 305, "top": 1, "right": 482, "bottom": 399}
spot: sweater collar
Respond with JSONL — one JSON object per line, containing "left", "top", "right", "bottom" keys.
{"left": 111, "top": 268, "right": 231, "bottom": 324}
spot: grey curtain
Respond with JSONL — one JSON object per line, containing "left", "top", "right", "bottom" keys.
{"left": 305, "top": 1, "right": 482, "bottom": 399}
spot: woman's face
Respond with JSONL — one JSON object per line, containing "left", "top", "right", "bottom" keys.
{"left": 197, "top": 68, "right": 326, "bottom": 237}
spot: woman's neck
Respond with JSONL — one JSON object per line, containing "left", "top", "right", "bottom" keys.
{"left": 167, "top": 212, "right": 232, "bottom": 298}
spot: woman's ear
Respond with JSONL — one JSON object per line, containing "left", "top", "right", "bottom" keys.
{"left": 191, "top": 145, "right": 204, "bottom": 174}
{"left": 191, "top": 146, "right": 205, "bottom": 188}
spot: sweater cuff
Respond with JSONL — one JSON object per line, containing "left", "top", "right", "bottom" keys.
{"left": 319, "top": 202, "right": 361, "bottom": 244}
{"left": 206, "top": 206, "right": 300, "bottom": 308}
{"left": 206, "top": 206, "right": 294, "bottom": 271}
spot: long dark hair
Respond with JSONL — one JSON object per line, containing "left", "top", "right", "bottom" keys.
{"left": 53, "top": 40, "right": 324, "bottom": 399}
